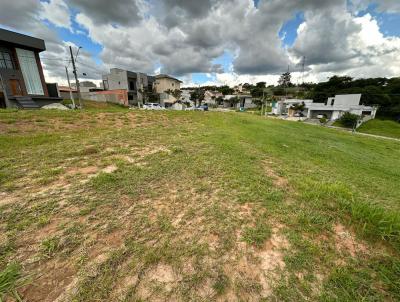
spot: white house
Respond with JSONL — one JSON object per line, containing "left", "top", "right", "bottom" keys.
{"left": 271, "top": 99, "right": 313, "bottom": 115}
{"left": 204, "top": 90, "right": 223, "bottom": 106}
{"left": 223, "top": 94, "right": 255, "bottom": 109}
{"left": 272, "top": 94, "right": 377, "bottom": 121}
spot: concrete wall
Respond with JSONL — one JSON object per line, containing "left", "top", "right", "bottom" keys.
{"left": 334, "top": 94, "right": 361, "bottom": 106}
{"left": 60, "top": 91, "right": 79, "bottom": 100}
{"left": 81, "top": 89, "right": 129, "bottom": 106}
{"left": 103, "top": 69, "right": 129, "bottom": 91}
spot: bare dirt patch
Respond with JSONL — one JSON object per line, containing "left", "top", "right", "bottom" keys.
{"left": 136, "top": 264, "right": 181, "bottom": 300}
{"left": 0, "top": 192, "right": 19, "bottom": 207}
{"left": 333, "top": 223, "right": 369, "bottom": 257}
{"left": 102, "top": 165, "right": 118, "bottom": 173}
{"left": 255, "top": 226, "right": 289, "bottom": 296}
{"left": 262, "top": 160, "right": 289, "bottom": 189}
{"left": 67, "top": 166, "right": 99, "bottom": 176}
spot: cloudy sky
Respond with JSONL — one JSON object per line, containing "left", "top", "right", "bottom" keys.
{"left": 1, "top": 0, "right": 400, "bottom": 87}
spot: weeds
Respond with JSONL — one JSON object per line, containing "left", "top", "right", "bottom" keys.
{"left": 0, "top": 262, "right": 30, "bottom": 302}
{"left": 0, "top": 108, "right": 399, "bottom": 301}
{"left": 41, "top": 237, "right": 61, "bottom": 258}
{"left": 242, "top": 220, "right": 271, "bottom": 247}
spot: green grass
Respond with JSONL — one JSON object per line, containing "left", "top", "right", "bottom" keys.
{"left": 0, "top": 107, "right": 399, "bottom": 301}
{"left": 357, "top": 119, "right": 400, "bottom": 139}
{"left": 242, "top": 218, "right": 271, "bottom": 247}
{"left": 0, "top": 262, "right": 30, "bottom": 301}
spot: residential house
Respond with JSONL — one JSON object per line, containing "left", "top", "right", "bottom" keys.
{"left": 223, "top": 94, "right": 255, "bottom": 109}
{"left": 72, "top": 81, "right": 97, "bottom": 93}
{"left": 204, "top": 90, "right": 223, "bottom": 106}
{"left": 154, "top": 74, "right": 182, "bottom": 106}
{"left": 58, "top": 85, "right": 78, "bottom": 100}
{"left": 102, "top": 68, "right": 152, "bottom": 106}
{"left": 271, "top": 99, "right": 313, "bottom": 116}
{"left": 307, "top": 94, "right": 377, "bottom": 120}
{"left": 272, "top": 94, "right": 377, "bottom": 121}
{"left": 0, "top": 28, "right": 61, "bottom": 108}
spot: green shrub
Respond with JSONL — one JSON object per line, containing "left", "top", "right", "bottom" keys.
{"left": 339, "top": 112, "right": 359, "bottom": 128}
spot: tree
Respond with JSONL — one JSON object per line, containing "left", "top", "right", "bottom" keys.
{"left": 190, "top": 88, "right": 205, "bottom": 106}
{"left": 278, "top": 72, "right": 292, "bottom": 87}
{"left": 290, "top": 102, "right": 306, "bottom": 115}
{"left": 166, "top": 89, "right": 182, "bottom": 100}
{"left": 216, "top": 96, "right": 224, "bottom": 105}
{"left": 256, "top": 82, "right": 266, "bottom": 88}
{"left": 228, "top": 96, "right": 240, "bottom": 108}
{"left": 219, "top": 85, "right": 234, "bottom": 95}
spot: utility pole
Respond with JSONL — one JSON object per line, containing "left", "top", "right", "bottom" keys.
{"left": 65, "top": 66, "right": 76, "bottom": 109}
{"left": 285, "top": 65, "right": 289, "bottom": 98}
{"left": 301, "top": 56, "right": 306, "bottom": 85}
{"left": 69, "top": 46, "right": 82, "bottom": 108}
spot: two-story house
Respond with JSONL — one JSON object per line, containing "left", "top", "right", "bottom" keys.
{"left": 102, "top": 68, "right": 154, "bottom": 106}
{"left": 0, "top": 28, "right": 61, "bottom": 108}
{"left": 154, "top": 74, "right": 182, "bottom": 106}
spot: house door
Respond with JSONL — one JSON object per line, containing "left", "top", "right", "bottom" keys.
{"left": 9, "top": 79, "right": 23, "bottom": 96}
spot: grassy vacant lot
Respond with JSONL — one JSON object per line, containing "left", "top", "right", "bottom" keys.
{"left": 357, "top": 119, "right": 400, "bottom": 139}
{"left": 0, "top": 105, "right": 399, "bottom": 301}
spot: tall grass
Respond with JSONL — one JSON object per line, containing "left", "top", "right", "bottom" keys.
{"left": 0, "top": 262, "right": 29, "bottom": 302}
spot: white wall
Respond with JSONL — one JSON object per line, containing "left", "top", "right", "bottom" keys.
{"left": 334, "top": 94, "right": 361, "bottom": 106}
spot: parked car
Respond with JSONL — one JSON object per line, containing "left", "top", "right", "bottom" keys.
{"left": 143, "top": 103, "right": 165, "bottom": 110}
{"left": 196, "top": 105, "right": 209, "bottom": 111}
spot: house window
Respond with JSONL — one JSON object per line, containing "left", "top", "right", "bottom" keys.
{"left": 15, "top": 48, "right": 44, "bottom": 95}
{"left": 129, "top": 81, "right": 136, "bottom": 91}
{"left": 331, "top": 99, "right": 335, "bottom": 105}
{"left": 172, "top": 83, "right": 174, "bottom": 87}
{"left": 0, "top": 49, "right": 15, "bottom": 69}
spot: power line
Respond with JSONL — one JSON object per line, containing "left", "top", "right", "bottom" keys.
{"left": 76, "top": 61, "right": 105, "bottom": 73}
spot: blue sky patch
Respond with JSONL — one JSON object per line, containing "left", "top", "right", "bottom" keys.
{"left": 279, "top": 12, "right": 305, "bottom": 47}
{"left": 212, "top": 51, "right": 234, "bottom": 73}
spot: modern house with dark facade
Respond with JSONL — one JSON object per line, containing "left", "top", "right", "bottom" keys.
{"left": 0, "top": 28, "right": 61, "bottom": 108}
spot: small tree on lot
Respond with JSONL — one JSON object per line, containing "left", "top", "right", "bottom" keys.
{"left": 319, "top": 117, "right": 327, "bottom": 125}
{"left": 339, "top": 112, "right": 359, "bottom": 128}
{"left": 216, "top": 96, "right": 224, "bottom": 105}
{"left": 229, "top": 96, "right": 240, "bottom": 108}
{"left": 290, "top": 102, "right": 306, "bottom": 116}
{"left": 166, "top": 89, "right": 182, "bottom": 100}
{"left": 190, "top": 89, "right": 205, "bottom": 107}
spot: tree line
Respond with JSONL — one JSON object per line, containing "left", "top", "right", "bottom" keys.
{"left": 184, "top": 74, "right": 400, "bottom": 118}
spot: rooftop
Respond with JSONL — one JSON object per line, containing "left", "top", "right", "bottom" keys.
{"left": 0, "top": 28, "right": 46, "bottom": 52}
{"left": 155, "top": 74, "right": 183, "bottom": 83}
